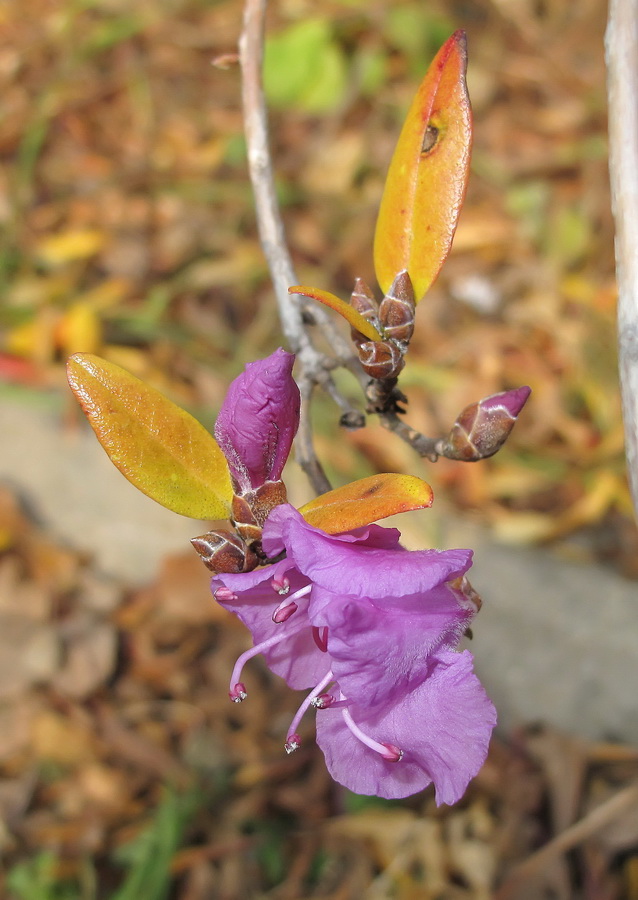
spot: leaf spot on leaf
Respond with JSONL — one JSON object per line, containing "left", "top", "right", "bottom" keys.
{"left": 421, "top": 124, "right": 439, "bottom": 155}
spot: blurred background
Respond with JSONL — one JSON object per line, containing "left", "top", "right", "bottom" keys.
{"left": 1, "top": 0, "right": 637, "bottom": 897}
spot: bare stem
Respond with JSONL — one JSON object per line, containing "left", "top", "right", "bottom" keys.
{"left": 239, "top": 0, "right": 367, "bottom": 495}
{"left": 606, "top": 0, "right": 638, "bottom": 520}
{"left": 297, "top": 380, "right": 332, "bottom": 496}
{"left": 379, "top": 413, "right": 440, "bottom": 462}
{"left": 239, "top": 0, "right": 299, "bottom": 344}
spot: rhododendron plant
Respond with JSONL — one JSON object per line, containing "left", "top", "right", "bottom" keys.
{"left": 67, "top": 28, "right": 532, "bottom": 807}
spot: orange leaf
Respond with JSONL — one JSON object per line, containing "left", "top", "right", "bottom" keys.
{"left": 289, "top": 285, "right": 383, "bottom": 341}
{"left": 373, "top": 30, "right": 472, "bottom": 302}
{"left": 67, "top": 354, "right": 233, "bottom": 520}
{"left": 299, "top": 473, "right": 433, "bottom": 533}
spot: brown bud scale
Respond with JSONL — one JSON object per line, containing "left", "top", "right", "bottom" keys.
{"left": 379, "top": 271, "right": 416, "bottom": 344}
{"left": 350, "top": 278, "right": 381, "bottom": 347}
{"left": 358, "top": 340, "right": 405, "bottom": 380}
{"left": 191, "top": 530, "right": 259, "bottom": 574}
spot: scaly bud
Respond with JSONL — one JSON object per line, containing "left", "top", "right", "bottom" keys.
{"left": 350, "top": 278, "right": 380, "bottom": 346}
{"left": 191, "top": 529, "right": 259, "bottom": 574}
{"left": 378, "top": 270, "right": 416, "bottom": 344}
{"left": 231, "top": 479, "right": 288, "bottom": 548}
{"left": 358, "top": 340, "right": 405, "bottom": 380}
{"left": 439, "top": 386, "right": 531, "bottom": 461}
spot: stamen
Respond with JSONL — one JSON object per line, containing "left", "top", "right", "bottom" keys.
{"left": 229, "top": 682, "right": 247, "bottom": 703}
{"left": 285, "top": 671, "right": 334, "bottom": 746}
{"left": 342, "top": 708, "right": 404, "bottom": 762}
{"left": 272, "top": 599, "right": 297, "bottom": 623}
{"left": 272, "top": 584, "right": 311, "bottom": 623}
{"left": 284, "top": 733, "right": 301, "bottom": 754}
{"left": 214, "top": 586, "right": 237, "bottom": 603}
{"left": 312, "top": 695, "right": 350, "bottom": 710}
{"left": 228, "top": 619, "right": 307, "bottom": 699}
{"left": 271, "top": 573, "right": 290, "bottom": 594}
{"left": 312, "top": 626, "right": 328, "bottom": 652}
{"left": 311, "top": 693, "right": 335, "bottom": 709}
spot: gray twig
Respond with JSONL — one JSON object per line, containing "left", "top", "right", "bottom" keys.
{"left": 239, "top": 0, "right": 363, "bottom": 494}
{"left": 606, "top": 0, "right": 638, "bottom": 519}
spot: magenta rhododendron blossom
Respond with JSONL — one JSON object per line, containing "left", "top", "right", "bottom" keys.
{"left": 212, "top": 503, "right": 496, "bottom": 804}
{"left": 201, "top": 347, "right": 499, "bottom": 803}
{"left": 214, "top": 348, "right": 300, "bottom": 492}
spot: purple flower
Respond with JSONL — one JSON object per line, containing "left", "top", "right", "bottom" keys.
{"left": 214, "top": 348, "right": 300, "bottom": 493}
{"left": 212, "top": 504, "right": 495, "bottom": 804}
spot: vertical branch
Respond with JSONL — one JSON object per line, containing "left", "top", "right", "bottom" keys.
{"left": 238, "top": 0, "right": 356, "bottom": 366}
{"left": 238, "top": 0, "right": 365, "bottom": 496}
{"left": 606, "top": 0, "right": 638, "bottom": 519}
{"left": 238, "top": 0, "right": 302, "bottom": 349}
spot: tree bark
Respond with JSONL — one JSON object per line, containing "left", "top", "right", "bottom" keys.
{"left": 606, "top": 0, "right": 638, "bottom": 519}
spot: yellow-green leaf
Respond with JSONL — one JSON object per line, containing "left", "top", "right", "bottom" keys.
{"left": 289, "top": 285, "right": 383, "bottom": 341}
{"left": 373, "top": 30, "right": 472, "bottom": 302}
{"left": 299, "top": 473, "right": 433, "bottom": 534}
{"left": 67, "top": 353, "right": 233, "bottom": 520}
{"left": 37, "top": 229, "right": 106, "bottom": 266}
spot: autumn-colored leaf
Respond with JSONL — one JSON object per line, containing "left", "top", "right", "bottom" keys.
{"left": 299, "top": 473, "right": 433, "bottom": 533}
{"left": 289, "top": 285, "right": 383, "bottom": 341}
{"left": 36, "top": 229, "right": 107, "bottom": 266}
{"left": 67, "top": 354, "right": 233, "bottom": 520}
{"left": 56, "top": 302, "right": 102, "bottom": 356}
{"left": 373, "top": 30, "right": 472, "bottom": 302}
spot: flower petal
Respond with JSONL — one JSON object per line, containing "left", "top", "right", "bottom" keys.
{"left": 264, "top": 504, "right": 471, "bottom": 598}
{"left": 313, "top": 585, "right": 473, "bottom": 706}
{"left": 316, "top": 650, "right": 496, "bottom": 802}
{"left": 264, "top": 503, "right": 402, "bottom": 557}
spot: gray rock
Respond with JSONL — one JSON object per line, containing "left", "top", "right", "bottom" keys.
{"left": 469, "top": 533, "right": 638, "bottom": 743}
{"left": 0, "top": 397, "right": 207, "bottom": 584}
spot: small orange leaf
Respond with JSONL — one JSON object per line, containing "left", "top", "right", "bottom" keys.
{"left": 299, "top": 473, "right": 433, "bottom": 534}
{"left": 373, "top": 30, "right": 472, "bottom": 302}
{"left": 67, "top": 354, "right": 233, "bottom": 520}
{"left": 289, "top": 285, "right": 383, "bottom": 341}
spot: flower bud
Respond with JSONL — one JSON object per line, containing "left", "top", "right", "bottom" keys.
{"left": 440, "top": 386, "right": 531, "bottom": 461}
{"left": 191, "top": 529, "right": 259, "bottom": 574}
{"left": 215, "top": 349, "right": 300, "bottom": 493}
{"left": 378, "top": 270, "right": 415, "bottom": 344}
{"left": 358, "top": 340, "right": 405, "bottom": 380}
